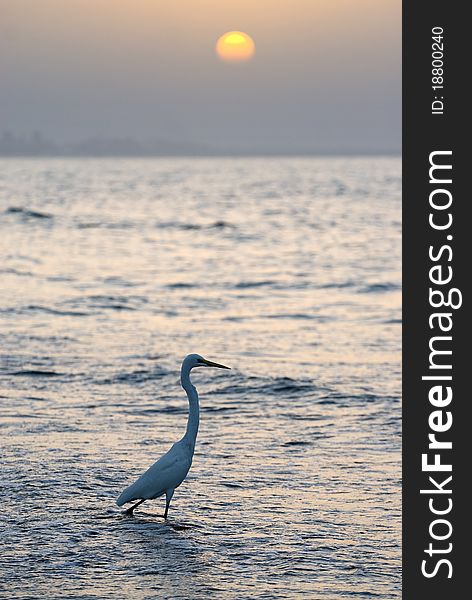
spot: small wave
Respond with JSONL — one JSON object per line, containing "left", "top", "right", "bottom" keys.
{"left": 235, "top": 280, "right": 276, "bottom": 289}
{"left": 202, "top": 406, "right": 237, "bottom": 413}
{"left": 156, "top": 220, "right": 200, "bottom": 231}
{"left": 97, "top": 367, "right": 168, "bottom": 385}
{"left": 360, "top": 283, "right": 400, "bottom": 294}
{"left": 0, "top": 267, "right": 33, "bottom": 277}
{"left": 46, "top": 275, "right": 75, "bottom": 283}
{"left": 87, "top": 295, "right": 143, "bottom": 310}
{"left": 8, "top": 369, "right": 61, "bottom": 378}
{"left": 341, "top": 593, "right": 385, "bottom": 598}
{"left": 282, "top": 440, "right": 313, "bottom": 447}
{"left": 127, "top": 406, "right": 187, "bottom": 415}
{"left": 102, "top": 276, "right": 141, "bottom": 288}
{"left": 266, "top": 313, "right": 329, "bottom": 321}
{"left": 316, "top": 392, "right": 386, "bottom": 405}
{"left": 269, "top": 378, "right": 318, "bottom": 396}
{"left": 23, "top": 305, "right": 89, "bottom": 317}
{"left": 63, "top": 295, "right": 148, "bottom": 313}
{"left": 76, "top": 220, "right": 134, "bottom": 230}
{"left": 319, "top": 281, "right": 357, "bottom": 290}
{"left": 3, "top": 253, "right": 41, "bottom": 265}
{"left": 178, "top": 223, "right": 201, "bottom": 230}
{"left": 6, "top": 206, "right": 53, "bottom": 220}
{"left": 165, "top": 282, "right": 199, "bottom": 289}
{"left": 209, "top": 220, "right": 235, "bottom": 229}
{"left": 213, "top": 376, "right": 320, "bottom": 400}
{"left": 76, "top": 222, "right": 101, "bottom": 229}
{"left": 155, "top": 220, "right": 235, "bottom": 231}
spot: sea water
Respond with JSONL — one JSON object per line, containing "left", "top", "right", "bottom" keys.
{"left": 0, "top": 157, "right": 401, "bottom": 599}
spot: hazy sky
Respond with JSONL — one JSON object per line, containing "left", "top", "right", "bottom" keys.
{"left": 0, "top": 0, "right": 401, "bottom": 153}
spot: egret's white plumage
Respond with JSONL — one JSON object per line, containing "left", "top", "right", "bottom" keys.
{"left": 116, "top": 354, "right": 230, "bottom": 518}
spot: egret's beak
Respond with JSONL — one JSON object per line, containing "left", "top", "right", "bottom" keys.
{"left": 201, "top": 358, "right": 231, "bottom": 369}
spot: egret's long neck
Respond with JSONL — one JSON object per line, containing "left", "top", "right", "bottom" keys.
{"left": 181, "top": 364, "right": 199, "bottom": 450}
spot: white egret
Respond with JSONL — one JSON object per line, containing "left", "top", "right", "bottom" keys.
{"left": 116, "top": 354, "right": 230, "bottom": 518}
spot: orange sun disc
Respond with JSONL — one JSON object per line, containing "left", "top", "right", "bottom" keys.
{"left": 216, "top": 31, "right": 255, "bottom": 63}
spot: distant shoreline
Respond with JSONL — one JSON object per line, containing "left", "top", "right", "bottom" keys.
{"left": 0, "top": 152, "right": 401, "bottom": 159}
{"left": 0, "top": 133, "right": 400, "bottom": 159}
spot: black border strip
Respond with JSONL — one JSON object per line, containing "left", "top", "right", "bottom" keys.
{"left": 403, "top": 1, "right": 467, "bottom": 596}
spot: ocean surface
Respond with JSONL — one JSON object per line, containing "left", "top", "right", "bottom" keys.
{"left": 0, "top": 158, "right": 401, "bottom": 599}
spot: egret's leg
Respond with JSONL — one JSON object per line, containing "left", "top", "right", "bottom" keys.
{"left": 125, "top": 499, "right": 145, "bottom": 515}
{"left": 164, "top": 489, "right": 174, "bottom": 519}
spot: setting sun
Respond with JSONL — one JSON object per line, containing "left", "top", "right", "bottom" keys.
{"left": 216, "top": 31, "right": 255, "bottom": 63}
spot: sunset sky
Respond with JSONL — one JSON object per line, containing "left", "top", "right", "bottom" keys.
{"left": 0, "top": 0, "right": 401, "bottom": 154}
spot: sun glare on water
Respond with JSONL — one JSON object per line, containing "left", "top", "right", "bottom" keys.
{"left": 216, "top": 31, "right": 255, "bottom": 63}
